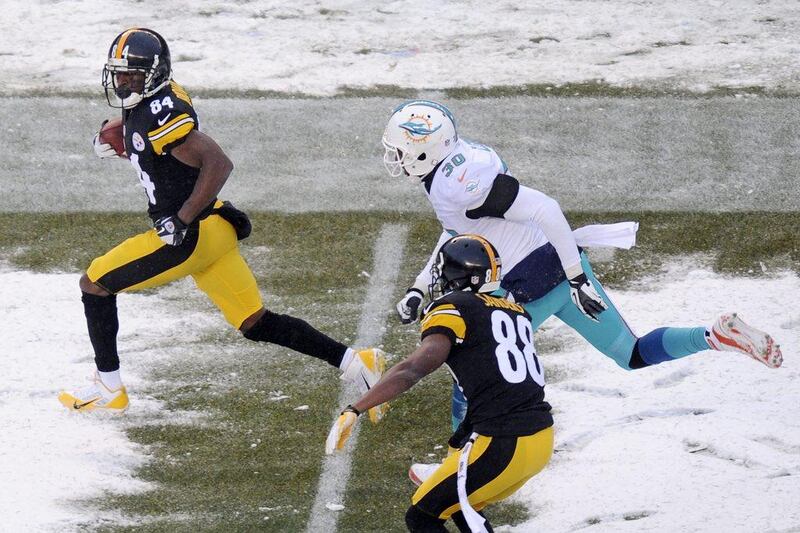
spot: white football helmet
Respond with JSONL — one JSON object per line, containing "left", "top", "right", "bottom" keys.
{"left": 382, "top": 100, "right": 458, "bottom": 178}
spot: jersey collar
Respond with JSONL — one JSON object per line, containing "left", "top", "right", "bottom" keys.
{"left": 421, "top": 161, "right": 443, "bottom": 194}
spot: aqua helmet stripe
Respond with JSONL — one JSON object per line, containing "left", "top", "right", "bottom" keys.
{"left": 392, "top": 100, "right": 457, "bottom": 130}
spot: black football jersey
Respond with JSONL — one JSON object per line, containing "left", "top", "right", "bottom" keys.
{"left": 122, "top": 81, "right": 211, "bottom": 222}
{"left": 420, "top": 291, "right": 553, "bottom": 437}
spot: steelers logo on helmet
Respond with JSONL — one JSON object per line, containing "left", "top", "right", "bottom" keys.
{"left": 428, "top": 234, "right": 502, "bottom": 300}
{"left": 102, "top": 28, "right": 172, "bottom": 109}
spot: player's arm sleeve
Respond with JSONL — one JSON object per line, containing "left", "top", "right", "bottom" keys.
{"left": 464, "top": 173, "right": 520, "bottom": 219}
{"left": 409, "top": 230, "right": 452, "bottom": 294}
{"left": 148, "top": 111, "right": 197, "bottom": 155}
{"left": 503, "top": 184, "right": 583, "bottom": 278}
{"left": 420, "top": 303, "right": 465, "bottom": 345}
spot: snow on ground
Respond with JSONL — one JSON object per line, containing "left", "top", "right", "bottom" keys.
{"left": 510, "top": 263, "right": 800, "bottom": 533}
{"left": 0, "top": 263, "right": 222, "bottom": 532}
{"left": 2, "top": 1, "right": 799, "bottom": 531}
{"left": 1, "top": 1, "right": 799, "bottom": 95}
{"left": 2, "top": 261, "right": 798, "bottom": 532}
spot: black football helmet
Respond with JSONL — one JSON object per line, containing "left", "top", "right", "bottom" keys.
{"left": 429, "top": 234, "right": 502, "bottom": 299}
{"left": 102, "top": 28, "right": 171, "bottom": 109}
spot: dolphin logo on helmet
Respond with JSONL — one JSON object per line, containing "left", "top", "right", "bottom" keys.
{"left": 399, "top": 120, "right": 442, "bottom": 138}
{"left": 382, "top": 100, "right": 458, "bottom": 178}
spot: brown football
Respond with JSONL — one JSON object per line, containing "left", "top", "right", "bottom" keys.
{"left": 99, "top": 117, "right": 127, "bottom": 158}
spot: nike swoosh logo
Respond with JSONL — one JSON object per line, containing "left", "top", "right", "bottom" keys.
{"left": 457, "top": 170, "right": 467, "bottom": 182}
{"left": 157, "top": 113, "right": 172, "bottom": 126}
{"left": 73, "top": 398, "right": 99, "bottom": 410}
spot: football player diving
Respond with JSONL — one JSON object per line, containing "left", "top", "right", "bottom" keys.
{"left": 327, "top": 234, "right": 554, "bottom": 533}
{"left": 382, "top": 100, "right": 784, "bottom": 484}
{"left": 58, "top": 28, "right": 386, "bottom": 420}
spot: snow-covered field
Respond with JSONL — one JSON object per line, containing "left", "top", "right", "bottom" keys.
{"left": 2, "top": 260, "right": 798, "bottom": 532}
{"left": 514, "top": 264, "right": 800, "bottom": 532}
{"left": 0, "top": 266, "right": 225, "bottom": 531}
{"left": 1, "top": 1, "right": 799, "bottom": 95}
{"left": 1, "top": 1, "right": 799, "bottom": 531}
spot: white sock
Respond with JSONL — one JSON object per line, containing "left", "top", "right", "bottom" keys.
{"left": 339, "top": 348, "right": 355, "bottom": 370}
{"left": 98, "top": 369, "right": 123, "bottom": 390}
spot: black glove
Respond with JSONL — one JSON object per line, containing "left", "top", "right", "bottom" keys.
{"left": 568, "top": 272, "right": 608, "bottom": 322}
{"left": 154, "top": 215, "right": 188, "bottom": 246}
{"left": 396, "top": 288, "right": 424, "bottom": 324}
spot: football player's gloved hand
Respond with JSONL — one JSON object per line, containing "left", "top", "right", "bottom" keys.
{"left": 568, "top": 272, "right": 608, "bottom": 322}
{"left": 92, "top": 121, "right": 118, "bottom": 159}
{"left": 325, "top": 405, "right": 360, "bottom": 455}
{"left": 154, "top": 215, "right": 188, "bottom": 246}
{"left": 396, "top": 288, "right": 424, "bottom": 324}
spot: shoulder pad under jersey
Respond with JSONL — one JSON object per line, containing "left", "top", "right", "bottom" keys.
{"left": 430, "top": 140, "right": 507, "bottom": 208}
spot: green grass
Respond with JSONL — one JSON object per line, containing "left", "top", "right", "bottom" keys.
{"left": 101, "top": 347, "right": 348, "bottom": 532}
{"left": 2, "top": 211, "right": 796, "bottom": 281}
{"left": 1, "top": 211, "right": 798, "bottom": 531}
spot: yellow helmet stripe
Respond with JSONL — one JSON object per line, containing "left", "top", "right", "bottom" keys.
{"left": 115, "top": 29, "right": 139, "bottom": 59}
{"left": 470, "top": 234, "right": 499, "bottom": 281}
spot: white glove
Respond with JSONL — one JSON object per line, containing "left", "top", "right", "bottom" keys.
{"left": 325, "top": 406, "right": 359, "bottom": 455}
{"left": 92, "top": 132, "right": 118, "bottom": 159}
{"left": 568, "top": 272, "right": 608, "bottom": 322}
{"left": 396, "top": 288, "right": 424, "bottom": 324}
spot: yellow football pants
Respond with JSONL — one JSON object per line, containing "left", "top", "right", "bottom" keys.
{"left": 87, "top": 204, "right": 262, "bottom": 328}
{"left": 412, "top": 426, "right": 554, "bottom": 519}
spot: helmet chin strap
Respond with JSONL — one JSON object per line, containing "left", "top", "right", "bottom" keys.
{"left": 145, "top": 78, "right": 170, "bottom": 97}
{"left": 478, "top": 280, "right": 502, "bottom": 293}
{"left": 120, "top": 92, "right": 143, "bottom": 109}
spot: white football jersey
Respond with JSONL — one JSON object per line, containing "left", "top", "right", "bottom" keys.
{"left": 410, "top": 138, "right": 637, "bottom": 297}
{"left": 423, "top": 139, "right": 551, "bottom": 272}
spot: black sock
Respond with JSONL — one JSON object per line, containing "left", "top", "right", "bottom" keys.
{"left": 242, "top": 310, "right": 347, "bottom": 368}
{"left": 82, "top": 291, "right": 120, "bottom": 372}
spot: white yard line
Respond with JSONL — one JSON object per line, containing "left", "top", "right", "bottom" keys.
{"left": 306, "top": 223, "right": 408, "bottom": 533}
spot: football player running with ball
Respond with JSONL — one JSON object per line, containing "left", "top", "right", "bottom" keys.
{"left": 59, "top": 28, "right": 386, "bottom": 419}
{"left": 327, "top": 235, "right": 554, "bottom": 533}
{"left": 382, "top": 100, "right": 783, "bottom": 484}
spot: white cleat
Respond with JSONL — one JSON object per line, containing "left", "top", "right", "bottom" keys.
{"left": 341, "top": 348, "right": 388, "bottom": 423}
{"left": 58, "top": 372, "right": 129, "bottom": 412}
{"left": 409, "top": 463, "right": 441, "bottom": 487}
{"left": 707, "top": 313, "right": 783, "bottom": 368}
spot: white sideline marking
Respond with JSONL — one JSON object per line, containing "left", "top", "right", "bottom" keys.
{"left": 306, "top": 223, "right": 408, "bottom": 533}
